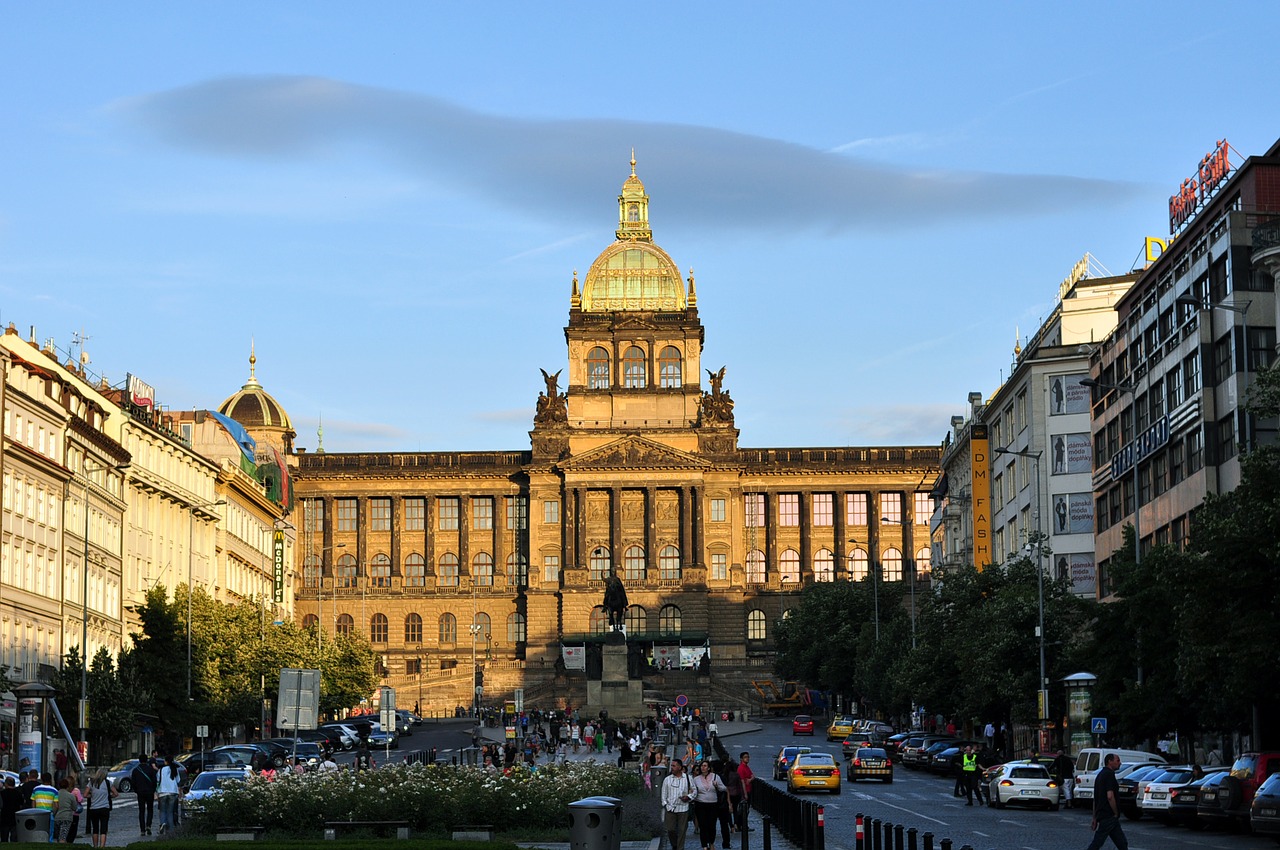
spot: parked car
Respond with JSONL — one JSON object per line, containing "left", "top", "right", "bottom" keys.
{"left": 212, "top": 745, "right": 273, "bottom": 771}
{"left": 108, "top": 758, "right": 187, "bottom": 793}
{"left": 1138, "top": 766, "right": 1200, "bottom": 819}
{"left": 264, "top": 739, "right": 325, "bottom": 768}
{"left": 181, "top": 768, "right": 250, "bottom": 814}
{"left": 918, "top": 740, "right": 962, "bottom": 773}
{"left": 848, "top": 747, "right": 893, "bottom": 783}
{"left": 175, "top": 750, "right": 241, "bottom": 780}
{"left": 1072, "top": 748, "right": 1165, "bottom": 807}
{"left": 841, "top": 732, "right": 873, "bottom": 758}
{"left": 901, "top": 735, "right": 953, "bottom": 769}
{"left": 274, "top": 729, "right": 336, "bottom": 754}
{"left": 826, "top": 715, "right": 855, "bottom": 742}
{"left": 787, "top": 752, "right": 841, "bottom": 795}
{"left": 1249, "top": 772, "right": 1280, "bottom": 839}
{"left": 1198, "top": 752, "right": 1280, "bottom": 831}
{"left": 248, "top": 740, "right": 292, "bottom": 768}
{"left": 792, "top": 715, "right": 816, "bottom": 736}
{"left": 883, "top": 732, "right": 913, "bottom": 761}
{"left": 318, "top": 723, "right": 360, "bottom": 750}
{"left": 773, "top": 746, "right": 812, "bottom": 780}
{"left": 929, "top": 741, "right": 982, "bottom": 775}
{"left": 1164, "top": 771, "right": 1218, "bottom": 829}
{"left": 986, "top": 763, "right": 1061, "bottom": 810}
{"left": 1117, "top": 764, "right": 1171, "bottom": 819}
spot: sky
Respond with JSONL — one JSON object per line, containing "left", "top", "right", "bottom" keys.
{"left": 3, "top": 2, "right": 1278, "bottom": 454}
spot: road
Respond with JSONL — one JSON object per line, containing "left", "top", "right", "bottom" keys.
{"left": 735, "top": 719, "right": 1272, "bottom": 850}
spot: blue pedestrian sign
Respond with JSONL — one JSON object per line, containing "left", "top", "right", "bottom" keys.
{"left": 1091, "top": 717, "right": 1108, "bottom": 734}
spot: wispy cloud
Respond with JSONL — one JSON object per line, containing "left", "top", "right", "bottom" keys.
{"left": 500, "top": 231, "right": 596, "bottom": 264}
{"left": 828, "top": 133, "right": 932, "bottom": 154}
{"left": 115, "top": 75, "right": 1142, "bottom": 234}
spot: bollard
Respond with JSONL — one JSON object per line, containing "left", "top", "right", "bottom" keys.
{"left": 922, "top": 833, "right": 933, "bottom": 850}
{"left": 907, "top": 827, "right": 918, "bottom": 850}
{"left": 855, "top": 813, "right": 865, "bottom": 850}
{"left": 894, "top": 823, "right": 904, "bottom": 850}
{"left": 939, "top": 839, "right": 952, "bottom": 850}
{"left": 871, "top": 818, "right": 881, "bottom": 850}
{"left": 883, "top": 820, "right": 893, "bottom": 850}
{"left": 762, "top": 815, "right": 773, "bottom": 850}
{"left": 816, "top": 805, "right": 825, "bottom": 850}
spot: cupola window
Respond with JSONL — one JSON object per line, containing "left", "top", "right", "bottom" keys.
{"left": 659, "top": 346, "right": 682, "bottom": 388}
{"left": 587, "top": 347, "right": 610, "bottom": 389}
{"left": 623, "top": 346, "right": 647, "bottom": 389}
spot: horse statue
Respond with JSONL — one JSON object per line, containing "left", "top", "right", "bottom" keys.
{"left": 602, "top": 572, "right": 628, "bottom": 631}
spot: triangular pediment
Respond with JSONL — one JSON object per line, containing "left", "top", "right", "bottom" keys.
{"left": 612, "top": 313, "right": 658, "bottom": 331}
{"left": 561, "top": 435, "right": 714, "bottom": 471}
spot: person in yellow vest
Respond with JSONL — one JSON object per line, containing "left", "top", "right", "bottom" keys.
{"left": 960, "top": 744, "right": 981, "bottom": 806}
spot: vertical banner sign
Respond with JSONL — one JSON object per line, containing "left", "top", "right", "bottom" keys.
{"left": 273, "top": 529, "right": 285, "bottom": 604}
{"left": 970, "top": 423, "right": 992, "bottom": 571}
{"left": 18, "top": 698, "right": 42, "bottom": 775}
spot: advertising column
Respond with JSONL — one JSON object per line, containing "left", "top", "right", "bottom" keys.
{"left": 18, "top": 697, "right": 42, "bottom": 775}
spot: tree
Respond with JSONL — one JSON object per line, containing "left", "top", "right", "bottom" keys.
{"left": 129, "top": 585, "right": 194, "bottom": 751}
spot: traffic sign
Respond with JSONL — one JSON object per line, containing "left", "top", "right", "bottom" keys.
{"left": 675, "top": 694, "right": 688, "bottom": 707}
{"left": 1091, "top": 717, "right": 1108, "bottom": 734}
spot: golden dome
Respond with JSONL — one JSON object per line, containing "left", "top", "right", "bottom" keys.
{"left": 580, "top": 156, "right": 687, "bottom": 313}
{"left": 218, "top": 344, "right": 294, "bottom": 434}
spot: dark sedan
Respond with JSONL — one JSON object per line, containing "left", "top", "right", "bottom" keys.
{"left": 1251, "top": 773, "right": 1280, "bottom": 839}
{"left": 1117, "top": 764, "right": 1169, "bottom": 819}
{"left": 1164, "top": 772, "right": 1216, "bottom": 829}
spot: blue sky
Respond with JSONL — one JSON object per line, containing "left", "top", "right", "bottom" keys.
{"left": 4, "top": 2, "right": 1278, "bottom": 453}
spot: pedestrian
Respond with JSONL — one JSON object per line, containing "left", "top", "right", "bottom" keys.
{"left": 54, "top": 749, "right": 68, "bottom": 784}
{"left": 1052, "top": 748, "right": 1074, "bottom": 804}
{"left": 0, "top": 775, "right": 21, "bottom": 842}
{"left": 18, "top": 771, "right": 36, "bottom": 809}
{"left": 982, "top": 721, "right": 995, "bottom": 750}
{"left": 960, "top": 745, "right": 981, "bottom": 806}
{"left": 975, "top": 745, "right": 996, "bottom": 805}
{"left": 319, "top": 753, "right": 339, "bottom": 772}
{"left": 130, "top": 754, "right": 157, "bottom": 835}
{"left": 724, "top": 758, "right": 744, "bottom": 833}
{"left": 661, "top": 759, "right": 694, "bottom": 850}
{"left": 155, "top": 756, "right": 181, "bottom": 835}
{"left": 86, "top": 767, "right": 117, "bottom": 847}
{"left": 736, "top": 753, "right": 754, "bottom": 832}
{"left": 691, "top": 760, "right": 726, "bottom": 850}
{"left": 53, "top": 778, "right": 76, "bottom": 844}
{"left": 1083, "top": 753, "right": 1128, "bottom": 850}
{"left": 64, "top": 772, "right": 84, "bottom": 844}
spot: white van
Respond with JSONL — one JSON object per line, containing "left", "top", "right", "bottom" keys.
{"left": 1072, "top": 748, "right": 1166, "bottom": 807}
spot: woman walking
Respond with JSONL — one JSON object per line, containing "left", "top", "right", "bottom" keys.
{"left": 156, "top": 756, "right": 182, "bottom": 835}
{"left": 690, "top": 760, "right": 726, "bottom": 850}
{"left": 85, "top": 767, "right": 117, "bottom": 848}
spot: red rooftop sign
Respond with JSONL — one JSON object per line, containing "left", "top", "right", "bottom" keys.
{"left": 1169, "top": 139, "right": 1232, "bottom": 234}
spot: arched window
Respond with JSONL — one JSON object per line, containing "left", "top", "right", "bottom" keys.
{"left": 439, "top": 613, "right": 457, "bottom": 644}
{"left": 916, "top": 546, "right": 932, "bottom": 577}
{"left": 507, "top": 612, "right": 526, "bottom": 644}
{"left": 370, "top": 613, "right": 388, "bottom": 643}
{"left": 302, "top": 613, "right": 318, "bottom": 631}
{"left": 623, "top": 346, "right": 647, "bottom": 388}
{"left": 780, "top": 549, "right": 800, "bottom": 583}
{"left": 590, "top": 547, "right": 611, "bottom": 581}
{"left": 370, "top": 553, "right": 391, "bottom": 588}
{"left": 882, "top": 548, "right": 903, "bottom": 581}
{"left": 849, "top": 548, "right": 869, "bottom": 581}
{"left": 336, "top": 613, "right": 354, "bottom": 637}
{"left": 746, "top": 549, "right": 765, "bottom": 584}
{"left": 473, "top": 552, "right": 494, "bottom": 587}
{"left": 337, "top": 554, "right": 357, "bottom": 588}
{"left": 625, "top": 605, "right": 647, "bottom": 634}
{"left": 303, "top": 555, "right": 320, "bottom": 588}
{"left": 659, "top": 605, "right": 682, "bottom": 636}
{"left": 473, "top": 612, "right": 491, "bottom": 640}
{"left": 624, "top": 546, "right": 646, "bottom": 581}
{"left": 659, "top": 346, "right": 682, "bottom": 388}
{"left": 747, "top": 609, "right": 767, "bottom": 641}
{"left": 659, "top": 545, "right": 681, "bottom": 580}
{"left": 813, "top": 548, "right": 834, "bottom": 583}
{"left": 505, "top": 553, "right": 527, "bottom": 586}
{"left": 405, "top": 613, "right": 423, "bottom": 644}
{"left": 405, "top": 553, "right": 426, "bottom": 587}
{"left": 589, "top": 606, "right": 609, "bottom": 635}
{"left": 438, "top": 553, "right": 459, "bottom": 587}
{"left": 587, "top": 347, "right": 610, "bottom": 390}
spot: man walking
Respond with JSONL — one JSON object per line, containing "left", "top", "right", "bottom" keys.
{"left": 960, "top": 745, "right": 980, "bottom": 805}
{"left": 130, "top": 755, "right": 158, "bottom": 835}
{"left": 661, "top": 758, "right": 694, "bottom": 850}
{"left": 736, "top": 753, "right": 754, "bottom": 832}
{"left": 1084, "top": 753, "right": 1128, "bottom": 850}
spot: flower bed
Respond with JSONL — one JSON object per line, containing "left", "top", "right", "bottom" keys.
{"left": 187, "top": 762, "right": 643, "bottom": 836}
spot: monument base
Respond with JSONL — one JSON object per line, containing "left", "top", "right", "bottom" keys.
{"left": 584, "top": 636, "right": 646, "bottom": 719}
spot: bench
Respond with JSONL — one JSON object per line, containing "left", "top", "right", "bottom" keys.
{"left": 216, "top": 825, "right": 266, "bottom": 841}
{"left": 451, "top": 824, "right": 495, "bottom": 841}
{"left": 323, "top": 820, "right": 411, "bottom": 840}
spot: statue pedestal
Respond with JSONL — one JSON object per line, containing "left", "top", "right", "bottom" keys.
{"left": 585, "top": 632, "right": 646, "bottom": 719}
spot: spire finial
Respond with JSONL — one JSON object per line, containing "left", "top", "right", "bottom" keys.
{"left": 316, "top": 414, "right": 325, "bottom": 455}
{"left": 630, "top": 148, "right": 636, "bottom": 176}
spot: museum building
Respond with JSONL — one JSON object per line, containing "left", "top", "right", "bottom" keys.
{"left": 286, "top": 163, "right": 940, "bottom": 712}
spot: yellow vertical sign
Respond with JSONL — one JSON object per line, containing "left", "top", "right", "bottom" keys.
{"left": 970, "top": 423, "right": 992, "bottom": 571}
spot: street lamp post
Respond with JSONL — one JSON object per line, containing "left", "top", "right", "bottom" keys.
{"left": 1080, "top": 378, "right": 1140, "bottom": 566}
{"left": 188, "top": 498, "right": 226, "bottom": 701}
{"left": 996, "top": 446, "right": 1046, "bottom": 726}
{"left": 1176, "top": 295, "right": 1253, "bottom": 451}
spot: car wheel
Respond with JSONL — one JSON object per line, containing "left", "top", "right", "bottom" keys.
{"left": 884, "top": 777, "right": 892, "bottom": 784}
{"left": 832, "top": 786, "right": 841, "bottom": 795}
{"left": 993, "top": 794, "right": 1004, "bottom": 809}
{"left": 118, "top": 779, "right": 132, "bottom": 793}
{"left": 273, "top": 754, "right": 287, "bottom": 768}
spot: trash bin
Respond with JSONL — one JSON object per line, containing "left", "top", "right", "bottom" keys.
{"left": 583, "top": 796, "right": 623, "bottom": 850}
{"left": 568, "top": 798, "right": 617, "bottom": 850}
{"left": 649, "top": 763, "right": 669, "bottom": 794}
{"left": 15, "top": 808, "right": 50, "bottom": 843}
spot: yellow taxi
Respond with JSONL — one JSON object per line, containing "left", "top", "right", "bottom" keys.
{"left": 826, "top": 715, "right": 856, "bottom": 741}
{"left": 788, "top": 752, "right": 841, "bottom": 795}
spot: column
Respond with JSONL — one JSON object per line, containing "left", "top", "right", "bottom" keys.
{"left": 356, "top": 496, "right": 368, "bottom": 585}
{"left": 573, "top": 487, "right": 586, "bottom": 570}
{"left": 691, "top": 484, "right": 704, "bottom": 569}
{"left": 425, "top": 496, "right": 436, "bottom": 579}
{"left": 645, "top": 486, "right": 657, "bottom": 577}
{"left": 493, "top": 495, "right": 505, "bottom": 587}
{"left": 680, "top": 486, "right": 694, "bottom": 571}
{"left": 799, "top": 491, "right": 811, "bottom": 583}
{"left": 390, "top": 495, "right": 401, "bottom": 577}
{"left": 459, "top": 494, "right": 470, "bottom": 583}
{"left": 834, "top": 491, "right": 847, "bottom": 578}
{"left": 765, "top": 491, "right": 778, "bottom": 578}
{"left": 610, "top": 487, "right": 623, "bottom": 574}
{"left": 321, "top": 497, "right": 333, "bottom": 578}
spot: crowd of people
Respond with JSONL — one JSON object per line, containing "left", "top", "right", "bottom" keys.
{"left": 0, "top": 764, "right": 121, "bottom": 844}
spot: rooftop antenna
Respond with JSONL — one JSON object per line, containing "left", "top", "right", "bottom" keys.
{"left": 72, "top": 329, "right": 91, "bottom": 370}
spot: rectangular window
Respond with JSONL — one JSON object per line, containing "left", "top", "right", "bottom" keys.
{"left": 812, "top": 494, "right": 832, "bottom": 527}
{"left": 993, "top": 474, "right": 1003, "bottom": 508}
{"left": 1250, "top": 327, "right": 1277, "bottom": 370}
{"left": 1016, "top": 391, "right": 1027, "bottom": 432}
{"left": 473, "top": 497, "right": 493, "bottom": 530}
{"left": 336, "top": 499, "right": 357, "bottom": 532}
{"left": 744, "top": 494, "right": 765, "bottom": 528}
{"left": 913, "top": 492, "right": 931, "bottom": 523}
{"left": 1153, "top": 452, "right": 1168, "bottom": 496}
{"left": 778, "top": 494, "right": 799, "bottom": 526}
{"left": 879, "top": 492, "right": 902, "bottom": 524}
{"left": 1214, "top": 334, "right": 1234, "bottom": 384}
{"left": 370, "top": 498, "right": 391, "bottom": 532}
{"left": 543, "top": 555, "right": 560, "bottom": 583}
{"left": 1169, "top": 440, "right": 1185, "bottom": 485}
{"left": 405, "top": 658, "right": 422, "bottom": 675}
{"left": 543, "top": 499, "right": 560, "bottom": 524}
{"left": 438, "top": 497, "right": 459, "bottom": 530}
{"left": 1217, "top": 414, "right": 1237, "bottom": 462}
{"left": 711, "top": 553, "right": 727, "bottom": 581}
{"left": 709, "top": 498, "right": 726, "bottom": 523}
{"left": 1184, "top": 352, "right": 1201, "bottom": 397}
{"left": 405, "top": 498, "right": 425, "bottom": 531}
{"left": 1166, "top": 364, "right": 1183, "bottom": 410}
{"left": 1188, "top": 428, "right": 1204, "bottom": 473}
{"left": 507, "top": 496, "right": 528, "bottom": 530}
{"left": 846, "top": 493, "right": 868, "bottom": 526}
{"left": 304, "top": 499, "right": 324, "bottom": 533}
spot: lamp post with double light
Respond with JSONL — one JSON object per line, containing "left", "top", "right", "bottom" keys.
{"left": 995, "top": 446, "right": 1047, "bottom": 727}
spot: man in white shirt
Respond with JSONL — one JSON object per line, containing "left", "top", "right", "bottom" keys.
{"left": 661, "top": 758, "right": 694, "bottom": 850}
